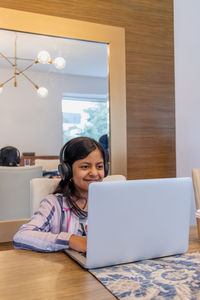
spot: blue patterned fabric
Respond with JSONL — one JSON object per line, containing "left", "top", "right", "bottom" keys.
{"left": 89, "top": 252, "right": 200, "bottom": 299}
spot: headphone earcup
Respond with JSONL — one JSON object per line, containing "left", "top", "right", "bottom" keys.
{"left": 102, "top": 148, "right": 109, "bottom": 177}
{"left": 0, "top": 150, "right": 2, "bottom": 166}
{"left": 104, "top": 161, "right": 109, "bottom": 177}
{"left": 58, "top": 162, "right": 72, "bottom": 181}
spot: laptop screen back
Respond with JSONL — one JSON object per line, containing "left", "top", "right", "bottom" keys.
{"left": 86, "top": 178, "right": 192, "bottom": 269}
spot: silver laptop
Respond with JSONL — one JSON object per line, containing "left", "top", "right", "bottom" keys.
{"left": 64, "top": 177, "right": 192, "bottom": 269}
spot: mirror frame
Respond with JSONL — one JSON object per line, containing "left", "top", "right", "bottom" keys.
{"left": 0, "top": 7, "right": 127, "bottom": 176}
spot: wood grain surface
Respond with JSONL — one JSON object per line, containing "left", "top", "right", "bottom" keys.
{"left": 0, "top": 249, "right": 115, "bottom": 300}
{"left": 188, "top": 226, "right": 200, "bottom": 253}
{"left": 0, "top": 0, "right": 175, "bottom": 179}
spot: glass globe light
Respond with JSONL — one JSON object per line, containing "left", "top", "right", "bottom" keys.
{"left": 53, "top": 57, "right": 66, "bottom": 69}
{"left": 37, "top": 51, "right": 51, "bottom": 64}
{"left": 37, "top": 87, "right": 48, "bottom": 98}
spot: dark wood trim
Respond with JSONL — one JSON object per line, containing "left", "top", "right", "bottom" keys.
{"left": 20, "top": 156, "right": 59, "bottom": 166}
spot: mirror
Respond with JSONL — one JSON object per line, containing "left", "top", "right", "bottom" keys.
{"left": 0, "top": 29, "right": 110, "bottom": 161}
{"left": 0, "top": 7, "right": 126, "bottom": 176}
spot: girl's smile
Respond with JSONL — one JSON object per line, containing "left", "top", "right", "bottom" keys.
{"left": 72, "top": 148, "right": 105, "bottom": 199}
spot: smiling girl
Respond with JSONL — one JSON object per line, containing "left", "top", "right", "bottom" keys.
{"left": 13, "top": 137, "right": 108, "bottom": 253}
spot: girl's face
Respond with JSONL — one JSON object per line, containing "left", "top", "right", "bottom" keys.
{"left": 72, "top": 148, "right": 105, "bottom": 196}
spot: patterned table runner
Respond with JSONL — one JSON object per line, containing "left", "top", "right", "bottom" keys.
{"left": 89, "top": 252, "right": 200, "bottom": 299}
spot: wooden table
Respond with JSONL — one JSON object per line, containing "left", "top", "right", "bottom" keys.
{"left": 0, "top": 226, "right": 199, "bottom": 300}
{"left": 0, "top": 248, "right": 115, "bottom": 300}
{"left": 188, "top": 225, "right": 200, "bottom": 252}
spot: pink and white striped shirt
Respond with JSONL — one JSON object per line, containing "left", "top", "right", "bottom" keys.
{"left": 13, "top": 193, "right": 88, "bottom": 252}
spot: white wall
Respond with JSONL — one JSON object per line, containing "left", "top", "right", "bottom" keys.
{"left": 174, "top": 0, "right": 200, "bottom": 224}
{"left": 0, "top": 68, "right": 108, "bottom": 155}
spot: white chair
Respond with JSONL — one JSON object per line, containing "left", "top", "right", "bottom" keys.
{"left": 103, "top": 174, "right": 126, "bottom": 182}
{"left": 0, "top": 165, "right": 43, "bottom": 220}
{"left": 30, "top": 174, "right": 126, "bottom": 214}
{"left": 0, "top": 165, "right": 42, "bottom": 242}
{"left": 30, "top": 178, "right": 60, "bottom": 215}
{"left": 34, "top": 159, "right": 60, "bottom": 171}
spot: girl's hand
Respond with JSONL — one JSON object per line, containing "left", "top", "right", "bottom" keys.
{"left": 69, "top": 235, "right": 87, "bottom": 253}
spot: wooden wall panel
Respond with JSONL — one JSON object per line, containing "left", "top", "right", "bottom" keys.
{"left": 0, "top": 0, "right": 175, "bottom": 179}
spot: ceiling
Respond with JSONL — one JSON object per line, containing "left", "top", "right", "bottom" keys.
{"left": 0, "top": 29, "right": 108, "bottom": 78}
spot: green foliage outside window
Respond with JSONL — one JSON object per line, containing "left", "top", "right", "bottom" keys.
{"left": 63, "top": 102, "right": 109, "bottom": 143}
{"left": 80, "top": 102, "right": 109, "bottom": 141}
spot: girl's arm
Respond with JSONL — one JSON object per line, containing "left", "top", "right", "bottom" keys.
{"left": 13, "top": 196, "right": 72, "bottom": 252}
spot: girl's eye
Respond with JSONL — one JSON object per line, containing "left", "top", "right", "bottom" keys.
{"left": 97, "top": 165, "right": 104, "bottom": 169}
{"left": 81, "top": 165, "right": 89, "bottom": 169}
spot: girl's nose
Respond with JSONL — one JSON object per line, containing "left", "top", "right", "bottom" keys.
{"left": 89, "top": 166, "right": 98, "bottom": 176}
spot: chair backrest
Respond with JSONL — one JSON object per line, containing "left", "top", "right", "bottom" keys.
{"left": 0, "top": 166, "right": 42, "bottom": 221}
{"left": 30, "top": 178, "right": 60, "bottom": 215}
{"left": 103, "top": 174, "right": 126, "bottom": 182}
{"left": 192, "top": 169, "right": 200, "bottom": 209}
{"left": 34, "top": 159, "right": 59, "bottom": 171}
{"left": 30, "top": 174, "right": 126, "bottom": 214}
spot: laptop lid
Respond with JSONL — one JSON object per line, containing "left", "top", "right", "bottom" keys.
{"left": 85, "top": 177, "right": 192, "bottom": 269}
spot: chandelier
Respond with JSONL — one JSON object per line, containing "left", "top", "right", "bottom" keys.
{"left": 0, "top": 38, "right": 66, "bottom": 98}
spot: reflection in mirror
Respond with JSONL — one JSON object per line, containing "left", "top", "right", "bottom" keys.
{"left": 0, "top": 29, "right": 109, "bottom": 162}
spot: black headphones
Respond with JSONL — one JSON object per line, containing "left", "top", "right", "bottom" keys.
{"left": 58, "top": 138, "right": 109, "bottom": 181}
{"left": 0, "top": 146, "right": 20, "bottom": 166}
{"left": 58, "top": 142, "right": 72, "bottom": 181}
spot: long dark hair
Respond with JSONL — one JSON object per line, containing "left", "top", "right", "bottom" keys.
{"left": 54, "top": 137, "right": 107, "bottom": 218}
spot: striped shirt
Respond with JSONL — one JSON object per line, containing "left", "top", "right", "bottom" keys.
{"left": 13, "top": 193, "right": 88, "bottom": 252}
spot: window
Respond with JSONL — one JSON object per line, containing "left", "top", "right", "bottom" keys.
{"left": 62, "top": 93, "right": 109, "bottom": 156}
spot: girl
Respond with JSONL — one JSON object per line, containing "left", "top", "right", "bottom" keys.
{"left": 13, "top": 137, "right": 108, "bottom": 253}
